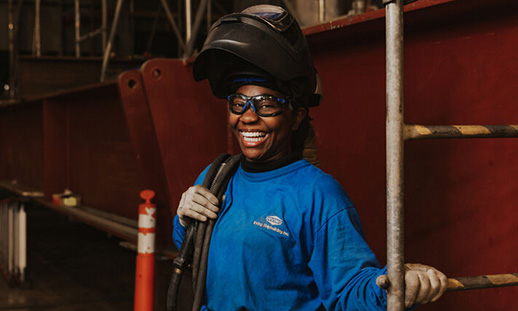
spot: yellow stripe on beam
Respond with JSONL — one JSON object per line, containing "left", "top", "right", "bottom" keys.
{"left": 447, "top": 278, "right": 465, "bottom": 289}
{"left": 486, "top": 274, "right": 518, "bottom": 285}
{"left": 453, "top": 125, "right": 491, "bottom": 135}
{"left": 414, "top": 125, "right": 433, "bottom": 136}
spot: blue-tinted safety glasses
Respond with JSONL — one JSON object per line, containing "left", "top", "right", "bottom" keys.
{"left": 227, "top": 93, "right": 289, "bottom": 117}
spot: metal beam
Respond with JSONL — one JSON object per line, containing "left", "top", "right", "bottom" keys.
{"left": 405, "top": 124, "right": 518, "bottom": 140}
{"left": 185, "top": 0, "right": 191, "bottom": 43}
{"left": 100, "top": 0, "right": 124, "bottom": 82}
{"left": 33, "top": 0, "right": 41, "bottom": 56}
{"left": 447, "top": 273, "right": 518, "bottom": 292}
{"left": 160, "top": 0, "right": 187, "bottom": 52}
{"left": 75, "top": 0, "right": 81, "bottom": 57}
{"left": 8, "top": 0, "right": 16, "bottom": 99}
{"left": 185, "top": 0, "right": 209, "bottom": 57}
{"left": 385, "top": 0, "right": 405, "bottom": 310}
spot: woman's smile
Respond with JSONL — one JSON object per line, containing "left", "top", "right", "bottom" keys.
{"left": 239, "top": 130, "right": 269, "bottom": 147}
{"left": 228, "top": 85, "right": 302, "bottom": 162}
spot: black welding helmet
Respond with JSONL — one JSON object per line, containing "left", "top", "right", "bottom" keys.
{"left": 193, "top": 5, "right": 322, "bottom": 107}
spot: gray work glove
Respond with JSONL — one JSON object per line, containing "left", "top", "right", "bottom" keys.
{"left": 377, "top": 263, "right": 448, "bottom": 308}
{"left": 177, "top": 185, "right": 220, "bottom": 227}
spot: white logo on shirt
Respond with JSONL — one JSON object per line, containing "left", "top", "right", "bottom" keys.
{"left": 266, "top": 215, "right": 282, "bottom": 226}
{"left": 253, "top": 215, "right": 289, "bottom": 237}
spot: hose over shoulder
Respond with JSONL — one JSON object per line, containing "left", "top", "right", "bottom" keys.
{"left": 167, "top": 154, "right": 240, "bottom": 311}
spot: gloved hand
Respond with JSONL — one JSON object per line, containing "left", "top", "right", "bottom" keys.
{"left": 376, "top": 263, "right": 448, "bottom": 308}
{"left": 177, "top": 185, "right": 220, "bottom": 227}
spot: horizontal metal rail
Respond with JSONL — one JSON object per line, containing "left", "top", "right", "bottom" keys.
{"left": 0, "top": 180, "right": 138, "bottom": 243}
{"left": 405, "top": 124, "right": 518, "bottom": 140}
{"left": 447, "top": 273, "right": 518, "bottom": 292}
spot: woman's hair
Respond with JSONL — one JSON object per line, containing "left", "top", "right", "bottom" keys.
{"left": 291, "top": 112, "right": 320, "bottom": 167}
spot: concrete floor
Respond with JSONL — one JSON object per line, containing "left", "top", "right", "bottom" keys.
{"left": 0, "top": 204, "right": 136, "bottom": 311}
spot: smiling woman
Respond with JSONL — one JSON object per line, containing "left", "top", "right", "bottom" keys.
{"left": 228, "top": 85, "right": 306, "bottom": 162}
{"left": 172, "top": 4, "right": 447, "bottom": 311}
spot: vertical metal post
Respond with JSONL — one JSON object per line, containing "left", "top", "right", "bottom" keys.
{"left": 185, "top": 0, "right": 192, "bottom": 44}
{"left": 75, "top": 0, "right": 81, "bottom": 57}
{"left": 160, "top": 0, "right": 186, "bottom": 53}
{"left": 7, "top": 203, "right": 14, "bottom": 276}
{"left": 0, "top": 202, "right": 5, "bottom": 270}
{"left": 318, "top": 0, "right": 325, "bottom": 23}
{"left": 101, "top": 0, "right": 107, "bottom": 51}
{"left": 385, "top": 0, "right": 405, "bottom": 310}
{"left": 185, "top": 0, "right": 208, "bottom": 57}
{"left": 349, "top": 0, "right": 366, "bottom": 15}
{"left": 15, "top": 202, "right": 26, "bottom": 282}
{"left": 100, "top": 0, "right": 124, "bottom": 82}
{"left": 145, "top": 3, "right": 162, "bottom": 54}
{"left": 33, "top": 0, "right": 41, "bottom": 56}
{"left": 8, "top": 0, "right": 16, "bottom": 99}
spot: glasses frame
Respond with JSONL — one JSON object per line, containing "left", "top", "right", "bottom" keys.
{"left": 227, "top": 93, "right": 290, "bottom": 117}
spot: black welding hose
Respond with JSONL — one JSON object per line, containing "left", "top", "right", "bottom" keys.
{"left": 167, "top": 154, "right": 240, "bottom": 311}
{"left": 166, "top": 223, "right": 196, "bottom": 311}
{"left": 167, "top": 153, "right": 232, "bottom": 311}
{"left": 192, "top": 155, "right": 241, "bottom": 311}
{"left": 191, "top": 153, "right": 231, "bottom": 291}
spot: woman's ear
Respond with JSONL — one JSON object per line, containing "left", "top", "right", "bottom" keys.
{"left": 292, "top": 108, "right": 307, "bottom": 131}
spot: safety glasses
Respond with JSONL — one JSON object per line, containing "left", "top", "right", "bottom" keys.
{"left": 227, "top": 93, "right": 289, "bottom": 117}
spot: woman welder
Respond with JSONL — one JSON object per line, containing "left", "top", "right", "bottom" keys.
{"left": 173, "top": 5, "right": 447, "bottom": 311}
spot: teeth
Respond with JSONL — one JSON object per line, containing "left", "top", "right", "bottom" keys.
{"left": 241, "top": 131, "right": 266, "bottom": 142}
{"left": 241, "top": 131, "right": 266, "bottom": 138}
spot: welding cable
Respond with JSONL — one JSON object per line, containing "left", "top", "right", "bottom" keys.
{"left": 167, "top": 153, "right": 240, "bottom": 311}
{"left": 191, "top": 153, "right": 232, "bottom": 290}
{"left": 167, "top": 153, "right": 231, "bottom": 311}
{"left": 166, "top": 223, "right": 196, "bottom": 311}
{"left": 192, "top": 154, "right": 240, "bottom": 311}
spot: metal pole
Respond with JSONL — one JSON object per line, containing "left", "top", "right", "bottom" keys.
{"left": 8, "top": 0, "right": 16, "bottom": 99}
{"left": 100, "top": 0, "right": 124, "bottom": 82}
{"left": 318, "top": 0, "right": 325, "bottom": 23}
{"left": 160, "top": 0, "right": 186, "bottom": 52}
{"left": 185, "top": 0, "right": 208, "bottom": 57}
{"left": 33, "top": 0, "right": 41, "bottom": 56}
{"left": 185, "top": 0, "right": 192, "bottom": 44}
{"left": 405, "top": 124, "right": 518, "bottom": 140}
{"left": 145, "top": 3, "right": 162, "bottom": 54}
{"left": 447, "top": 273, "right": 518, "bottom": 292}
{"left": 17, "top": 203, "right": 26, "bottom": 282}
{"left": 75, "top": 0, "right": 81, "bottom": 57}
{"left": 385, "top": 0, "right": 405, "bottom": 310}
{"left": 102, "top": 0, "right": 107, "bottom": 51}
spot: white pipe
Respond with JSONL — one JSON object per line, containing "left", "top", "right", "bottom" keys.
{"left": 75, "top": 0, "right": 80, "bottom": 57}
{"left": 17, "top": 203, "right": 27, "bottom": 282}
{"left": 8, "top": 204, "right": 14, "bottom": 275}
{"left": 185, "top": 0, "right": 192, "bottom": 44}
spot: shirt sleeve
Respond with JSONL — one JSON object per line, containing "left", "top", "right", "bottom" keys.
{"left": 307, "top": 175, "right": 387, "bottom": 311}
{"left": 172, "top": 164, "right": 211, "bottom": 250}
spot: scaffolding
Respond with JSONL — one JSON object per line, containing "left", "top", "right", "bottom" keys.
{"left": 383, "top": 0, "right": 518, "bottom": 310}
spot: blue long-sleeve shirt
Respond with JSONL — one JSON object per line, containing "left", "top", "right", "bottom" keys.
{"left": 173, "top": 159, "right": 387, "bottom": 311}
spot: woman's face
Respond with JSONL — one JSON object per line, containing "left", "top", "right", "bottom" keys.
{"left": 229, "top": 85, "right": 305, "bottom": 162}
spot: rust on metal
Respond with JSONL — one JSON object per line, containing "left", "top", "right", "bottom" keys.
{"left": 385, "top": 0, "right": 405, "bottom": 310}
{"left": 447, "top": 273, "right": 518, "bottom": 292}
{"left": 405, "top": 124, "right": 518, "bottom": 140}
